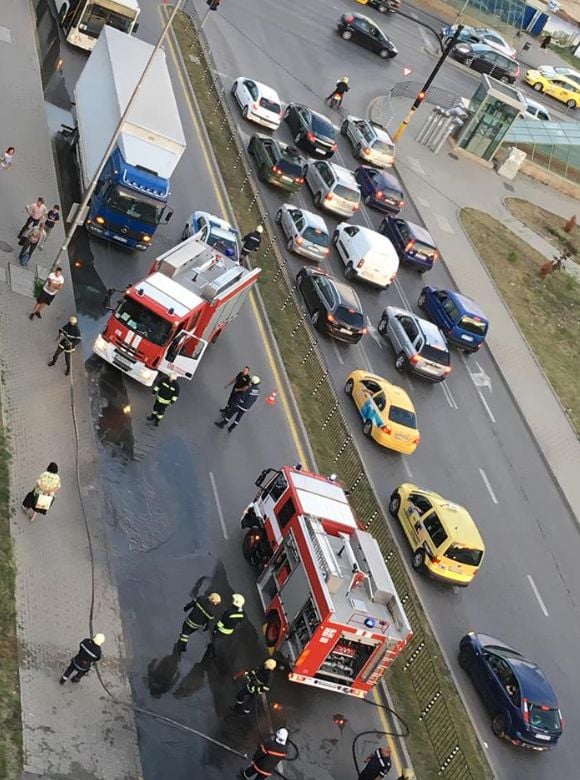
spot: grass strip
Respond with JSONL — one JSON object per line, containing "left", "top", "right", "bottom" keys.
{"left": 172, "top": 13, "right": 492, "bottom": 780}
{"left": 505, "top": 197, "right": 579, "bottom": 262}
{"left": 461, "top": 208, "right": 580, "bottom": 433}
{"left": 0, "top": 398, "right": 22, "bottom": 779}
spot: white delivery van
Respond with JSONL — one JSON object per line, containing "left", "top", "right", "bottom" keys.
{"left": 332, "top": 223, "right": 399, "bottom": 289}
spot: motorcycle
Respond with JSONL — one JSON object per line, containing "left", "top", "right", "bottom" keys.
{"left": 327, "top": 92, "right": 343, "bottom": 110}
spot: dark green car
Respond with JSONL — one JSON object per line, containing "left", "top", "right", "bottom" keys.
{"left": 248, "top": 133, "right": 306, "bottom": 192}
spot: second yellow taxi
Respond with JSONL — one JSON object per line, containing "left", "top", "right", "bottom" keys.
{"left": 524, "top": 69, "right": 580, "bottom": 109}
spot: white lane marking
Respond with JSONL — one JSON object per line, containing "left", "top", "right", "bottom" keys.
{"left": 332, "top": 339, "right": 345, "bottom": 366}
{"left": 478, "top": 468, "right": 498, "bottom": 504}
{"left": 357, "top": 340, "right": 374, "bottom": 372}
{"left": 434, "top": 214, "right": 455, "bottom": 234}
{"left": 440, "top": 381, "right": 458, "bottom": 409}
{"left": 401, "top": 456, "right": 413, "bottom": 479}
{"left": 411, "top": 11, "right": 419, "bottom": 18}
{"left": 366, "top": 317, "right": 384, "bottom": 350}
{"left": 407, "top": 156, "right": 425, "bottom": 176}
{"left": 474, "top": 360, "right": 493, "bottom": 392}
{"left": 461, "top": 354, "right": 496, "bottom": 423}
{"left": 419, "top": 26, "right": 432, "bottom": 48}
{"left": 209, "top": 472, "right": 229, "bottom": 540}
{"left": 393, "top": 277, "right": 411, "bottom": 310}
{"left": 527, "top": 575, "right": 549, "bottom": 617}
{"left": 416, "top": 196, "right": 430, "bottom": 208}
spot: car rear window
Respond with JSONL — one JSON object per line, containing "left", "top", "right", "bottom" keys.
{"left": 334, "top": 184, "right": 359, "bottom": 202}
{"left": 303, "top": 227, "right": 329, "bottom": 247}
{"left": 277, "top": 158, "right": 304, "bottom": 178}
{"left": 412, "top": 240, "right": 437, "bottom": 257}
{"left": 419, "top": 344, "right": 450, "bottom": 365}
{"left": 528, "top": 704, "right": 561, "bottom": 732}
{"left": 384, "top": 185, "right": 404, "bottom": 201}
{"left": 311, "top": 115, "right": 335, "bottom": 139}
{"left": 459, "top": 315, "right": 488, "bottom": 336}
{"left": 388, "top": 406, "right": 417, "bottom": 429}
{"left": 373, "top": 140, "right": 395, "bottom": 156}
{"left": 336, "top": 305, "right": 364, "bottom": 327}
{"left": 445, "top": 545, "right": 483, "bottom": 566}
{"left": 260, "top": 97, "right": 281, "bottom": 114}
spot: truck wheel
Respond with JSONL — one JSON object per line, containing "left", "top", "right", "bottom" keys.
{"left": 210, "top": 328, "right": 222, "bottom": 345}
{"left": 344, "top": 377, "right": 354, "bottom": 396}
{"left": 395, "top": 352, "right": 408, "bottom": 371}
{"left": 242, "top": 529, "right": 259, "bottom": 561}
{"left": 388, "top": 492, "right": 401, "bottom": 515}
{"left": 264, "top": 611, "right": 282, "bottom": 648}
{"left": 412, "top": 549, "right": 426, "bottom": 571}
{"left": 344, "top": 262, "right": 355, "bottom": 280}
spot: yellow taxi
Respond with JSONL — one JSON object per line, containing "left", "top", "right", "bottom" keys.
{"left": 344, "top": 370, "right": 420, "bottom": 455}
{"left": 524, "top": 69, "right": 580, "bottom": 109}
{"left": 388, "top": 483, "right": 485, "bottom": 586}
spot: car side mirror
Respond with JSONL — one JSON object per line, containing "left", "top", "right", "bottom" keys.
{"left": 164, "top": 208, "right": 174, "bottom": 224}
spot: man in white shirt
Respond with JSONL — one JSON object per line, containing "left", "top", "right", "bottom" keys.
{"left": 29, "top": 267, "right": 65, "bottom": 320}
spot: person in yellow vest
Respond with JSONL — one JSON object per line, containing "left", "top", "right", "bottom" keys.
{"left": 205, "top": 593, "right": 245, "bottom": 659}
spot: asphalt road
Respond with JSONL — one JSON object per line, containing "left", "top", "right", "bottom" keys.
{"left": 48, "top": 0, "right": 580, "bottom": 778}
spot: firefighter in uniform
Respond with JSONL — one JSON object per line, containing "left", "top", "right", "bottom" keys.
{"left": 240, "top": 225, "right": 263, "bottom": 263}
{"left": 48, "top": 316, "right": 81, "bottom": 376}
{"left": 235, "top": 658, "right": 277, "bottom": 714}
{"left": 147, "top": 373, "right": 180, "bottom": 426}
{"left": 357, "top": 747, "right": 392, "bottom": 779}
{"left": 205, "top": 593, "right": 245, "bottom": 659}
{"left": 240, "top": 727, "right": 289, "bottom": 778}
{"left": 174, "top": 592, "right": 221, "bottom": 654}
{"left": 60, "top": 633, "right": 105, "bottom": 684}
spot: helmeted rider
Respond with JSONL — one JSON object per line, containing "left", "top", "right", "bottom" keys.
{"left": 326, "top": 76, "right": 350, "bottom": 107}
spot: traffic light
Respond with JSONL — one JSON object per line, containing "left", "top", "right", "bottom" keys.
{"left": 206, "top": 0, "right": 221, "bottom": 8}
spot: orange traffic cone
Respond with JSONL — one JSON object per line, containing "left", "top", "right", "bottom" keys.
{"left": 265, "top": 390, "right": 277, "bottom": 406}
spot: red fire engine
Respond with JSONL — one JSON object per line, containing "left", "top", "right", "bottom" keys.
{"left": 241, "top": 465, "right": 412, "bottom": 698}
{"left": 93, "top": 236, "right": 260, "bottom": 386}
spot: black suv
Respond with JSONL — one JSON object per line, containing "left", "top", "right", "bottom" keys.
{"left": 296, "top": 267, "right": 366, "bottom": 344}
{"left": 248, "top": 133, "right": 306, "bottom": 191}
{"left": 284, "top": 103, "right": 337, "bottom": 159}
{"left": 337, "top": 13, "right": 398, "bottom": 60}
{"left": 452, "top": 42, "right": 520, "bottom": 84}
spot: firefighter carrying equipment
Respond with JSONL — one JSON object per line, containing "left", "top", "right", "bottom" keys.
{"left": 243, "top": 734, "right": 289, "bottom": 777}
{"left": 57, "top": 320, "right": 82, "bottom": 352}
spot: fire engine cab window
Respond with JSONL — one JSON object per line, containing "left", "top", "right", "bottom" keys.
{"left": 266, "top": 473, "right": 287, "bottom": 501}
{"left": 276, "top": 498, "right": 295, "bottom": 529}
{"left": 115, "top": 298, "right": 173, "bottom": 346}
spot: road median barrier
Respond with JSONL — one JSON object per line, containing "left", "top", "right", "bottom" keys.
{"left": 168, "top": 10, "right": 493, "bottom": 780}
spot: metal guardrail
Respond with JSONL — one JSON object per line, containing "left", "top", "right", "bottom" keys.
{"left": 172, "top": 10, "right": 481, "bottom": 779}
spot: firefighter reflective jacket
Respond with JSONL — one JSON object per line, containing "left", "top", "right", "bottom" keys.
{"left": 245, "top": 665, "right": 272, "bottom": 695}
{"left": 72, "top": 638, "right": 102, "bottom": 672}
{"left": 153, "top": 377, "right": 179, "bottom": 406}
{"left": 58, "top": 322, "right": 81, "bottom": 353}
{"left": 183, "top": 596, "right": 218, "bottom": 630}
{"left": 215, "top": 606, "right": 245, "bottom": 635}
{"left": 250, "top": 737, "right": 288, "bottom": 776}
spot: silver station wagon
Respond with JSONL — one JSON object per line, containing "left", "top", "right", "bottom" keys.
{"left": 275, "top": 204, "right": 330, "bottom": 261}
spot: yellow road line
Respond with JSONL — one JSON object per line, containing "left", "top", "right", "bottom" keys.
{"left": 162, "top": 7, "right": 403, "bottom": 770}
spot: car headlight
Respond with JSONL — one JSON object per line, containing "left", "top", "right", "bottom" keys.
{"left": 139, "top": 367, "right": 153, "bottom": 381}
{"left": 94, "top": 334, "right": 107, "bottom": 352}
{"left": 456, "top": 44, "right": 470, "bottom": 52}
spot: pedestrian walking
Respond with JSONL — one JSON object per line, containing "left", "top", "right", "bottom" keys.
{"left": 60, "top": 634, "right": 105, "bottom": 684}
{"left": 29, "top": 266, "right": 65, "bottom": 319}
{"left": 147, "top": 373, "right": 180, "bottom": 426}
{"left": 222, "top": 365, "right": 251, "bottom": 410}
{"left": 240, "top": 225, "right": 263, "bottom": 263}
{"left": 47, "top": 316, "right": 81, "bottom": 376}
{"left": 205, "top": 593, "right": 245, "bottom": 659}
{"left": 18, "top": 196, "right": 47, "bottom": 237}
{"left": 174, "top": 592, "right": 222, "bottom": 654}
{"left": 21, "top": 462, "right": 61, "bottom": 522}
{"left": 18, "top": 222, "right": 45, "bottom": 267}
{"left": 37, "top": 204, "right": 60, "bottom": 250}
{"left": 357, "top": 747, "right": 392, "bottom": 779}
{"left": 0, "top": 146, "right": 15, "bottom": 171}
{"left": 240, "top": 728, "right": 289, "bottom": 778}
{"left": 214, "top": 375, "right": 261, "bottom": 432}
{"left": 540, "top": 33, "right": 552, "bottom": 50}
{"left": 235, "top": 659, "right": 277, "bottom": 714}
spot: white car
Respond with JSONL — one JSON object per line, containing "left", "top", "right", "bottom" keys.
{"left": 181, "top": 211, "right": 240, "bottom": 261}
{"left": 524, "top": 98, "right": 551, "bottom": 121}
{"left": 231, "top": 77, "right": 283, "bottom": 129}
{"left": 332, "top": 223, "right": 399, "bottom": 289}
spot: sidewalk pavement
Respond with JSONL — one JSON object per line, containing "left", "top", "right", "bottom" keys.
{"left": 370, "top": 96, "right": 580, "bottom": 521}
{"left": 0, "top": 2, "right": 142, "bottom": 778}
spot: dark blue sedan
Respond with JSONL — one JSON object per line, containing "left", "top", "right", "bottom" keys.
{"left": 379, "top": 216, "right": 439, "bottom": 273}
{"left": 354, "top": 165, "right": 404, "bottom": 214}
{"left": 459, "top": 632, "right": 563, "bottom": 750}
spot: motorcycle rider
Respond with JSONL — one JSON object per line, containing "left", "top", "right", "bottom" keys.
{"left": 325, "top": 76, "right": 350, "bottom": 108}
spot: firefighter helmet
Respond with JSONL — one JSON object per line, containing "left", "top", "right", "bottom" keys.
{"left": 264, "top": 659, "right": 277, "bottom": 671}
{"left": 208, "top": 593, "right": 221, "bottom": 605}
{"left": 232, "top": 593, "right": 245, "bottom": 608}
{"left": 69, "top": 316, "right": 78, "bottom": 325}
{"left": 275, "top": 728, "right": 288, "bottom": 745}
{"left": 169, "top": 373, "right": 178, "bottom": 382}
{"left": 256, "top": 225, "right": 264, "bottom": 234}
{"left": 93, "top": 633, "right": 105, "bottom": 646}
{"left": 251, "top": 376, "right": 261, "bottom": 385}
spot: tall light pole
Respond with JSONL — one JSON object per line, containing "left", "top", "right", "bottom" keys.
{"left": 50, "top": 0, "right": 184, "bottom": 272}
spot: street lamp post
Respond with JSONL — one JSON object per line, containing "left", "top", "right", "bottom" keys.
{"left": 50, "top": 0, "right": 185, "bottom": 272}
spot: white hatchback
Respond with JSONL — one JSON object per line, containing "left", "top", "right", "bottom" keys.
{"left": 231, "top": 77, "right": 283, "bottom": 130}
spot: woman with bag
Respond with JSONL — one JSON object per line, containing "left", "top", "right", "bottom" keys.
{"left": 18, "top": 222, "right": 45, "bottom": 267}
{"left": 22, "top": 462, "right": 61, "bottom": 522}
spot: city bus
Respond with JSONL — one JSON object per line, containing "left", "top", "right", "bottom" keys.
{"left": 58, "top": 0, "right": 140, "bottom": 51}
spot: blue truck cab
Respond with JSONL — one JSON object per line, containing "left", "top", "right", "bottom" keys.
{"left": 379, "top": 216, "right": 439, "bottom": 273}
{"left": 418, "top": 286, "right": 489, "bottom": 352}
{"left": 85, "top": 148, "right": 174, "bottom": 250}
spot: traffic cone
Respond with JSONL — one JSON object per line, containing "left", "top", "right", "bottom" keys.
{"left": 265, "top": 390, "right": 277, "bottom": 406}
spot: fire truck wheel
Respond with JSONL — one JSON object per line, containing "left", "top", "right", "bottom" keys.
{"left": 264, "top": 612, "right": 282, "bottom": 648}
{"left": 362, "top": 419, "right": 373, "bottom": 438}
{"left": 388, "top": 492, "right": 401, "bottom": 515}
{"left": 242, "top": 529, "right": 259, "bottom": 561}
{"left": 210, "top": 328, "right": 222, "bottom": 345}
{"left": 412, "top": 549, "right": 426, "bottom": 571}
{"left": 344, "top": 378, "right": 354, "bottom": 396}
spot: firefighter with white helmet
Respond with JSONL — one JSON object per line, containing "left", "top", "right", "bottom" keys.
{"left": 60, "top": 633, "right": 105, "bottom": 684}
{"left": 147, "top": 372, "right": 180, "bottom": 426}
{"left": 240, "top": 225, "right": 264, "bottom": 263}
{"left": 240, "top": 727, "right": 289, "bottom": 778}
{"left": 235, "top": 658, "right": 277, "bottom": 714}
{"left": 174, "top": 592, "right": 222, "bottom": 654}
{"left": 205, "top": 593, "right": 246, "bottom": 659}
{"left": 48, "top": 315, "right": 82, "bottom": 376}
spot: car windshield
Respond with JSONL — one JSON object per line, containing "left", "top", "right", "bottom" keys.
{"left": 311, "top": 115, "right": 335, "bottom": 139}
{"left": 107, "top": 186, "right": 164, "bottom": 226}
{"left": 336, "top": 305, "right": 364, "bottom": 327}
{"left": 260, "top": 97, "right": 281, "bottom": 114}
{"left": 207, "top": 232, "right": 238, "bottom": 259}
{"left": 419, "top": 344, "right": 450, "bottom": 365}
{"left": 115, "top": 298, "right": 174, "bottom": 347}
{"left": 445, "top": 544, "right": 483, "bottom": 566}
{"left": 277, "top": 158, "right": 304, "bottom": 177}
{"left": 528, "top": 703, "right": 561, "bottom": 732}
{"left": 459, "top": 315, "right": 488, "bottom": 335}
{"left": 335, "top": 185, "right": 359, "bottom": 202}
{"left": 373, "top": 140, "right": 395, "bottom": 155}
{"left": 389, "top": 405, "right": 417, "bottom": 429}
{"left": 79, "top": 3, "right": 134, "bottom": 38}
{"left": 303, "top": 227, "right": 329, "bottom": 247}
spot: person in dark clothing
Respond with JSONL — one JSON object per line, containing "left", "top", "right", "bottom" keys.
{"left": 60, "top": 633, "right": 105, "bottom": 684}
{"left": 147, "top": 373, "right": 180, "bottom": 425}
{"left": 357, "top": 747, "right": 392, "bottom": 779}
{"left": 540, "top": 33, "right": 552, "bottom": 49}
{"left": 205, "top": 594, "right": 245, "bottom": 659}
{"left": 240, "top": 728, "right": 289, "bottom": 778}
{"left": 240, "top": 225, "right": 263, "bottom": 262}
{"left": 326, "top": 76, "right": 350, "bottom": 105}
{"left": 47, "top": 316, "right": 81, "bottom": 376}
{"left": 175, "top": 592, "right": 221, "bottom": 654}
{"left": 215, "top": 375, "right": 261, "bottom": 432}
{"left": 235, "top": 658, "right": 277, "bottom": 714}
{"left": 222, "top": 365, "right": 251, "bottom": 410}
{"left": 38, "top": 204, "right": 60, "bottom": 250}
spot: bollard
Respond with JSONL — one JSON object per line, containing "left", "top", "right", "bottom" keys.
{"left": 416, "top": 107, "right": 439, "bottom": 144}
{"left": 422, "top": 108, "right": 448, "bottom": 147}
{"left": 426, "top": 111, "right": 451, "bottom": 149}
{"left": 432, "top": 117, "right": 465, "bottom": 154}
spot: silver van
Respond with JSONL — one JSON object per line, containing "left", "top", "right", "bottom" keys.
{"left": 341, "top": 116, "right": 396, "bottom": 168}
{"left": 275, "top": 204, "right": 330, "bottom": 261}
{"left": 305, "top": 160, "right": 361, "bottom": 218}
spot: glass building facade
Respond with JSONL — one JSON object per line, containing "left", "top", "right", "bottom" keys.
{"left": 503, "top": 119, "right": 580, "bottom": 184}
